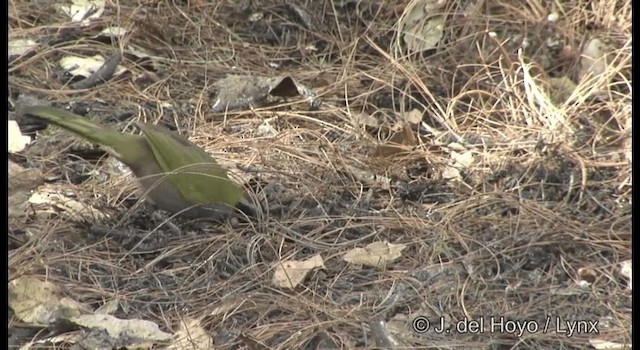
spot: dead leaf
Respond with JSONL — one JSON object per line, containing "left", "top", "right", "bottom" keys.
{"left": 60, "top": 54, "right": 126, "bottom": 79}
{"left": 69, "top": 314, "right": 172, "bottom": 348}
{"left": 56, "top": 0, "right": 105, "bottom": 23}
{"left": 398, "top": 0, "right": 446, "bottom": 53}
{"left": 9, "top": 276, "right": 86, "bottom": 325}
{"left": 272, "top": 254, "right": 325, "bottom": 289}
{"left": 168, "top": 317, "right": 212, "bottom": 350}
{"left": 446, "top": 142, "right": 466, "bottom": 152}
{"left": 28, "top": 185, "right": 109, "bottom": 220}
{"left": 404, "top": 109, "right": 423, "bottom": 125}
{"left": 374, "top": 122, "right": 417, "bottom": 158}
{"left": 70, "top": 51, "right": 123, "bottom": 89}
{"left": 97, "top": 27, "right": 129, "bottom": 39}
{"left": 343, "top": 241, "right": 407, "bottom": 268}
{"left": 9, "top": 161, "right": 43, "bottom": 193}
{"left": 578, "top": 38, "right": 608, "bottom": 82}
{"left": 257, "top": 117, "right": 278, "bottom": 137}
{"left": 189, "top": 0, "right": 206, "bottom": 7}
{"left": 440, "top": 164, "right": 461, "bottom": 180}
{"left": 211, "top": 75, "right": 320, "bottom": 112}
{"left": 620, "top": 260, "right": 631, "bottom": 290}
{"left": 352, "top": 112, "right": 380, "bottom": 128}
{"left": 209, "top": 297, "right": 247, "bottom": 317}
{"left": 9, "top": 160, "right": 44, "bottom": 218}
{"left": 8, "top": 38, "right": 38, "bottom": 58}
{"left": 21, "top": 332, "right": 82, "bottom": 349}
{"left": 344, "top": 164, "right": 391, "bottom": 190}
{"left": 588, "top": 339, "right": 630, "bottom": 350}
{"left": 8, "top": 120, "right": 31, "bottom": 153}
{"left": 450, "top": 150, "right": 474, "bottom": 169}
{"left": 577, "top": 267, "right": 597, "bottom": 285}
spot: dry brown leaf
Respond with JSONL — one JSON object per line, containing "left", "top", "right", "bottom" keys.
{"left": 588, "top": 339, "right": 630, "bottom": 350}
{"left": 374, "top": 122, "right": 417, "bottom": 158}
{"left": 188, "top": 0, "right": 206, "bottom": 7}
{"left": 344, "top": 164, "right": 391, "bottom": 190}
{"left": 450, "top": 150, "right": 474, "bottom": 169}
{"left": 9, "top": 160, "right": 44, "bottom": 218}
{"left": 399, "top": 0, "right": 446, "bottom": 53}
{"left": 9, "top": 160, "right": 43, "bottom": 191}
{"left": 8, "top": 38, "right": 39, "bottom": 58}
{"left": 578, "top": 38, "right": 608, "bottom": 82}
{"left": 56, "top": 0, "right": 105, "bottom": 23}
{"left": 386, "top": 310, "right": 448, "bottom": 344}
{"left": 168, "top": 317, "right": 212, "bottom": 350}
{"left": 620, "top": 260, "right": 631, "bottom": 290}
{"left": 9, "top": 276, "right": 86, "bottom": 325}
{"left": 352, "top": 112, "right": 380, "bottom": 128}
{"left": 440, "top": 165, "right": 461, "bottom": 180}
{"left": 97, "top": 26, "right": 129, "bottom": 38}
{"left": 212, "top": 75, "right": 319, "bottom": 112}
{"left": 8, "top": 120, "right": 31, "bottom": 153}
{"left": 21, "top": 332, "right": 82, "bottom": 349}
{"left": 257, "top": 117, "right": 278, "bottom": 137}
{"left": 343, "top": 241, "right": 407, "bottom": 268}
{"left": 28, "top": 185, "right": 109, "bottom": 220}
{"left": 272, "top": 254, "right": 325, "bottom": 289}
{"left": 59, "top": 54, "right": 126, "bottom": 79}
{"left": 577, "top": 267, "right": 597, "bottom": 285}
{"left": 404, "top": 109, "right": 423, "bottom": 125}
{"left": 69, "top": 314, "right": 172, "bottom": 348}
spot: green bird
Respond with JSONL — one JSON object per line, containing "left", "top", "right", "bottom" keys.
{"left": 21, "top": 105, "right": 254, "bottom": 220}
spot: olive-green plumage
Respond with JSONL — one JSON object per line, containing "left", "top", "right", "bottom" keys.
{"left": 22, "top": 106, "right": 249, "bottom": 219}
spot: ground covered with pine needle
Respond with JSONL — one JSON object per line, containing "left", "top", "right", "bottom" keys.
{"left": 9, "top": 1, "right": 631, "bottom": 349}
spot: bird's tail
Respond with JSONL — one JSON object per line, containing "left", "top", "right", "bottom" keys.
{"left": 20, "top": 106, "right": 136, "bottom": 149}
